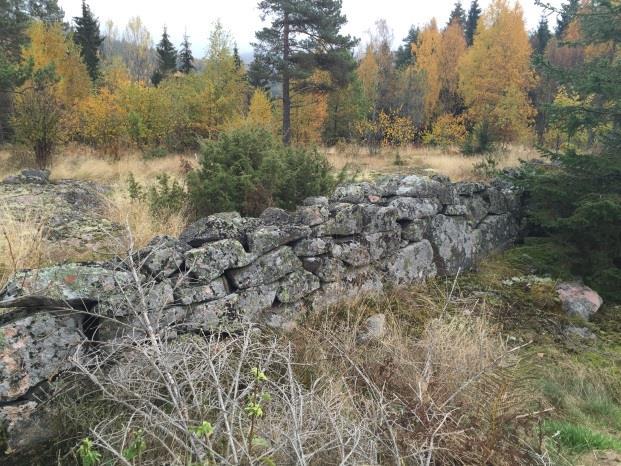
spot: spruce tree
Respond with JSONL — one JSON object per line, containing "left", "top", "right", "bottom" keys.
{"left": 522, "top": 0, "right": 621, "bottom": 301}
{"left": 465, "top": 0, "right": 481, "bottom": 46}
{"left": 253, "top": 0, "right": 358, "bottom": 145}
{"left": 532, "top": 16, "right": 551, "bottom": 56}
{"left": 395, "top": 26, "right": 419, "bottom": 69}
{"left": 178, "top": 33, "right": 194, "bottom": 74}
{"left": 449, "top": 1, "right": 466, "bottom": 30}
{"left": 73, "top": 0, "right": 104, "bottom": 82}
{"left": 233, "top": 45, "right": 242, "bottom": 70}
{"left": 152, "top": 26, "right": 177, "bottom": 85}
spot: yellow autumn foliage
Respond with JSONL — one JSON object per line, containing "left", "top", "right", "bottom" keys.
{"left": 459, "top": 0, "right": 536, "bottom": 142}
{"left": 414, "top": 19, "right": 442, "bottom": 122}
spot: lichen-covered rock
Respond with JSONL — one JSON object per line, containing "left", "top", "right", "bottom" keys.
{"left": 381, "top": 240, "right": 437, "bottom": 285}
{"left": 362, "top": 205, "right": 399, "bottom": 233}
{"left": 137, "top": 235, "right": 190, "bottom": 278}
{"left": 362, "top": 231, "right": 403, "bottom": 261}
{"left": 392, "top": 175, "right": 457, "bottom": 204}
{"left": 389, "top": 197, "right": 442, "bottom": 220}
{"left": 330, "top": 240, "right": 372, "bottom": 267}
{"left": 294, "top": 204, "right": 329, "bottom": 226}
{"left": 401, "top": 219, "right": 430, "bottom": 242}
{"left": 310, "top": 267, "right": 383, "bottom": 309}
{"left": 455, "top": 182, "right": 486, "bottom": 196}
{"left": 0, "top": 401, "right": 55, "bottom": 457}
{"left": 1, "top": 264, "right": 131, "bottom": 309}
{"left": 181, "top": 294, "right": 241, "bottom": 331}
{"left": 428, "top": 215, "right": 475, "bottom": 275}
{"left": 302, "top": 196, "right": 329, "bottom": 206}
{"left": 276, "top": 270, "right": 320, "bottom": 303}
{"left": 444, "top": 204, "right": 468, "bottom": 216}
{"left": 330, "top": 182, "right": 379, "bottom": 204}
{"left": 315, "top": 203, "right": 364, "bottom": 236}
{"left": 1, "top": 169, "right": 50, "bottom": 185}
{"left": 293, "top": 237, "right": 331, "bottom": 257}
{"left": 180, "top": 212, "right": 261, "bottom": 247}
{"left": 174, "top": 277, "right": 229, "bottom": 306}
{"left": 302, "top": 256, "right": 346, "bottom": 282}
{"left": 228, "top": 246, "right": 302, "bottom": 289}
{"left": 475, "top": 214, "right": 519, "bottom": 256}
{"left": 238, "top": 284, "right": 278, "bottom": 317}
{"left": 485, "top": 188, "right": 521, "bottom": 214}
{"left": 185, "top": 239, "right": 255, "bottom": 283}
{"left": 259, "top": 207, "right": 291, "bottom": 225}
{"left": 247, "top": 224, "right": 311, "bottom": 255}
{"left": 461, "top": 195, "right": 489, "bottom": 225}
{"left": 0, "top": 313, "right": 83, "bottom": 401}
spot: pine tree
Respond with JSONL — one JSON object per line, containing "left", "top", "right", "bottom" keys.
{"left": 73, "top": 1, "right": 104, "bottom": 82}
{"left": 449, "top": 1, "right": 466, "bottom": 30}
{"left": 395, "top": 26, "right": 419, "bottom": 68}
{"left": 152, "top": 26, "right": 177, "bottom": 86}
{"left": 253, "top": 0, "right": 358, "bottom": 145}
{"left": 532, "top": 16, "right": 551, "bottom": 56}
{"left": 178, "top": 33, "right": 194, "bottom": 74}
{"left": 465, "top": 0, "right": 481, "bottom": 46}
{"left": 233, "top": 45, "right": 242, "bottom": 70}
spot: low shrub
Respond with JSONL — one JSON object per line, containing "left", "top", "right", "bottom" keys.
{"left": 423, "top": 113, "right": 467, "bottom": 148}
{"left": 187, "top": 126, "right": 335, "bottom": 217}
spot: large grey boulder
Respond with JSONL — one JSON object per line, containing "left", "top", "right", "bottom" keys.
{"left": 276, "top": 270, "right": 320, "bottom": 303}
{"left": 315, "top": 204, "right": 364, "bottom": 236}
{"left": 362, "top": 231, "right": 403, "bottom": 261}
{"left": 401, "top": 219, "right": 430, "bottom": 242}
{"left": 381, "top": 240, "right": 437, "bottom": 285}
{"left": 361, "top": 205, "right": 399, "bottom": 233}
{"left": 137, "top": 235, "right": 190, "bottom": 278}
{"left": 0, "top": 264, "right": 131, "bottom": 311}
{"left": 293, "top": 237, "right": 331, "bottom": 257}
{"left": 247, "top": 224, "right": 311, "bottom": 255}
{"left": 185, "top": 239, "right": 255, "bottom": 283}
{"left": 180, "top": 212, "right": 260, "bottom": 247}
{"left": 310, "top": 267, "right": 384, "bottom": 310}
{"left": 228, "top": 246, "right": 302, "bottom": 289}
{"left": 0, "top": 313, "right": 83, "bottom": 401}
{"left": 302, "top": 256, "right": 346, "bottom": 282}
{"left": 294, "top": 204, "right": 330, "bottom": 226}
{"left": 391, "top": 175, "right": 457, "bottom": 204}
{"left": 330, "top": 240, "right": 372, "bottom": 267}
{"left": 389, "top": 197, "right": 442, "bottom": 220}
{"left": 174, "top": 277, "right": 229, "bottom": 306}
{"left": 476, "top": 214, "right": 519, "bottom": 256}
{"left": 330, "top": 182, "right": 379, "bottom": 204}
{"left": 556, "top": 282, "right": 603, "bottom": 321}
{"left": 428, "top": 215, "right": 476, "bottom": 275}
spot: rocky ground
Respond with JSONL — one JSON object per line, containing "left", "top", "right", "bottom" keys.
{"left": 0, "top": 169, "right": 121, "bottom": 261}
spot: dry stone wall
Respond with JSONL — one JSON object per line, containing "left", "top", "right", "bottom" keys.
{"left": 0, "top": 173, "right": 521, "bottom": 457}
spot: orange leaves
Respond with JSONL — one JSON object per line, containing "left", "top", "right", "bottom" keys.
{"left": 415, "top": 19, "right": 442, "bottom": 121}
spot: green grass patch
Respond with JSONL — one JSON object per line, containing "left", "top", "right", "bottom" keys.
{"left": 543, "top": 420, "right": 621, "bottom": 453}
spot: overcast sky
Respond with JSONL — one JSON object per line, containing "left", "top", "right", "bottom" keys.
{"left": 58, "top": 0, "right": 562, "bottom": 58}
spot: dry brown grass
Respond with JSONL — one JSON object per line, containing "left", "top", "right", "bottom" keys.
{"left": 0, "top": 204, "right": 46, "bottom": 290}
{"left": 105, "top": 192, "right": 186, "bottom": 250}
{"left": 323, "top": 144, "right": 541, "bottom": 181}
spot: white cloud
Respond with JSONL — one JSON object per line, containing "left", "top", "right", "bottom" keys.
{"left": 59, "top": 0, "right": 562, "bottom": 57}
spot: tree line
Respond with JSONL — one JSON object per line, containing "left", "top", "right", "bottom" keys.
{"left": 0, "top": 0, "right": 592, "bottom": 166}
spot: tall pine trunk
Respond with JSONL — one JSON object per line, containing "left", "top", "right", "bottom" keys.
{"left": 282, "top": 11, "right": 291, "bottom": 145}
